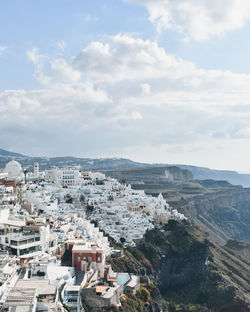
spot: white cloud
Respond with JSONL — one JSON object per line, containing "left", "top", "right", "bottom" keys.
{"left": 2, "top": 35, "right": 250, "bottom": 169}
{"left": 27, "top": 48, "right": 82, "bottom": 83}
{"left": 126, "top": 0, "right": 250, "bottom": 41}
{"left": 51, "top": 58, "right": 81, "bottom": 82}
{"left": 56, "top": 40, "right": 66, "bottom": 51}
{"left": 72, "top": 34, "right": 197, "bottom": 82}
{"left": 0, "top": 46, "right": 7, "bottom": 56}
{"left": 72, "top": 34, "right": 250, "bottom": 97}
{"left": 131, "top": 111, "right": 143, "bottom": 120}
{"left": 140, "top": 83, "right": 151, "bottom": 96}
{"left": 27, "top": 48, "right": 51, "bottom": 85}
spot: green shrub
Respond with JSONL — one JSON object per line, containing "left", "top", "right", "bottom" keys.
{"left": 137, "top": 287, "right": 151, "bottom": 302}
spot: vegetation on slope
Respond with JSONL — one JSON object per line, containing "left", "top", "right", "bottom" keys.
{"left": 110, "top": 220, "right": 250, "bottom": 312}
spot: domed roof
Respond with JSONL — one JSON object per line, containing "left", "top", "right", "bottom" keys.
{"left": 6, "top": 160, "right": 21, "bottom": 167}
{"left": 4, "top": 160, "right": 24, "bottom": 180}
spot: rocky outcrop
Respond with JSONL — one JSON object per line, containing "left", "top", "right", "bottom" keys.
{"left": 164, "top": 167, "right": 194, "bottom": 182}
{"left": 101, "top": 166, "right": 194, "bottom": 184}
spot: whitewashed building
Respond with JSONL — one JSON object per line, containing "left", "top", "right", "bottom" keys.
{"left": 45, "top": 167, "right": 80, "bottom": 187}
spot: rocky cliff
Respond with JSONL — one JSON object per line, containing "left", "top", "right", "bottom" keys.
{"left": 171, "top": 188, "right": 250, "bottom": 244}
{"left": 111, "top": 221, "right": 250, "bottom": 312}
{"left": 101, "top": 167, "right": 194, "bottom": 184}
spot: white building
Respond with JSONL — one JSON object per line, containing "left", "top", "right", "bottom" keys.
{"left": 57, "top": 168, "right": 81, "bottom": 187}
{"left": 0, "top": 172, "right": 8, "bottom": 179}
{"left": 45, "top": 168, "right": 80, "bottom": 187}
{"left": 44, "top": 169, "right": 56, "bottom": 183}
{"left": 1, "top": 232, "right": 42, "bottom": 256}
{"left": 90, "top": 172, "right": 106, "bottom": 182}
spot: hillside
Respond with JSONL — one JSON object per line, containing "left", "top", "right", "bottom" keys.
{"left": 99, "top": 167, "right": 250, "bottom": 245}
{"left": 0, "top": 148, "right": 25, "bottom": 157}
{"left": 0, "top": 155, "right": 149, "bottom": 171}
{"left": 101, "top": 166, "right": 194, "bottom": 184}
{"left": 109, "top": 221, "right": 250, "bottom": 312}
{"left": 1, "top": 149, "right": 250, "bottom": 245}
{"left": 102, "top": 165, "right": 250, "bottom": 187}
{"left": 1, "top": 148, "right": 250, "bottom": 186}
{"left": 225, "top": 240, "right": 250, "bottom": 260}
{"left": 177, "top": 165, "right": 250, "bottom": 187}
{"left": 172, "top": 188, "right": 250, "bottom": 245}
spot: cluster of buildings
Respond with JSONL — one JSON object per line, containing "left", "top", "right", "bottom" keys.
{"left": 0, "top": 160, "right": 186, "bottom": 312}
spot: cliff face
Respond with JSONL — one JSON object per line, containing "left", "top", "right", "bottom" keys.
{"left": 164, "top": 167, "right": 194, "bottom": 182}
{"left": 101, "top": 166, "right": 194, "bottom": 184}
{"left": 121, "top": 222, "right": 250, "bottom": 312}
{"left": 171, "top": 188, "right": 250, "bottom": 244}
{"left": 158, "top": 240, "right": 209, "bottom": 293}
{"left": 225, "top": 240, "right": 250, "bottom": 259}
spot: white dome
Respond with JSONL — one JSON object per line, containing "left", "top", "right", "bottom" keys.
{"left": 4, "top": 160, "right": 24, "bottom": 180}
{"left": 6, "top": 160, "right": 21, "bottom": 167}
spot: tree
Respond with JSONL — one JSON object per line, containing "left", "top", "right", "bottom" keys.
{"left": 86, "top": 204, "right": 94, "bottom": 214}
{"left": 138, "top": 287, "right": 150, "bottom": 302}
{"left": 108, "top": 195, "right": 114, "bottom": 201}
{"left": 165, "top": 219, "right": 178, "bottom": 231}
{"left": 96, "top": 179, "right": 104, "bottom": 185}
{"left": 80, "top": 194, "right": 85, "bottom": 203}
{"left": 120, "top": 237, "right": 125, "bottom": 244}
{"left": 65, "top": 194, "right": 73, "bottom": 204}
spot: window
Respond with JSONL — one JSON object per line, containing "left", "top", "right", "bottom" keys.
{"left": 77, "top": 256, "right": 80, "bottom": 262}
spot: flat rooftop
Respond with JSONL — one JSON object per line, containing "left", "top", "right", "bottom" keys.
{"left": 4, "top": 287, "right": 37, "bottom": 312}
{"left": 66, "top": 285, "right": 81, "bottom": 292}
{"left": 126, "top": 275, "right": 139, "bottom": 288}
{"left": 15, "top": 279, "right": 56, "bottom": 296}
{"left": 1, "top": 219, "right": 26, "bottom": 227}
{"left": 19, "top": 251, "right": 43, "bottom": 259}
{"left": 101, "top": 285, "right": 120, "bottom": 299}
{"left": 72, "top": 244, "right": 102, "bottom": 252}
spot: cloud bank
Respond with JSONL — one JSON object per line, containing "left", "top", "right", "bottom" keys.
{"left": 126, "top": 0, "right": 250, "bottom": 41}
{"left": 1, "top": 34, "right": 250, "bottom": 169}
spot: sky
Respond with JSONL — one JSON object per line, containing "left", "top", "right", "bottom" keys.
{"left": 2, "top": 0, "right": 250, "bottom": 171}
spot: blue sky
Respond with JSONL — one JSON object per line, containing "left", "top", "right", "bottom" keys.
{"left": 0, "top": 0, "right": 152, "bottom": 90}
{"left": 2, "top": 0, "right": 250, "bottom": 171}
